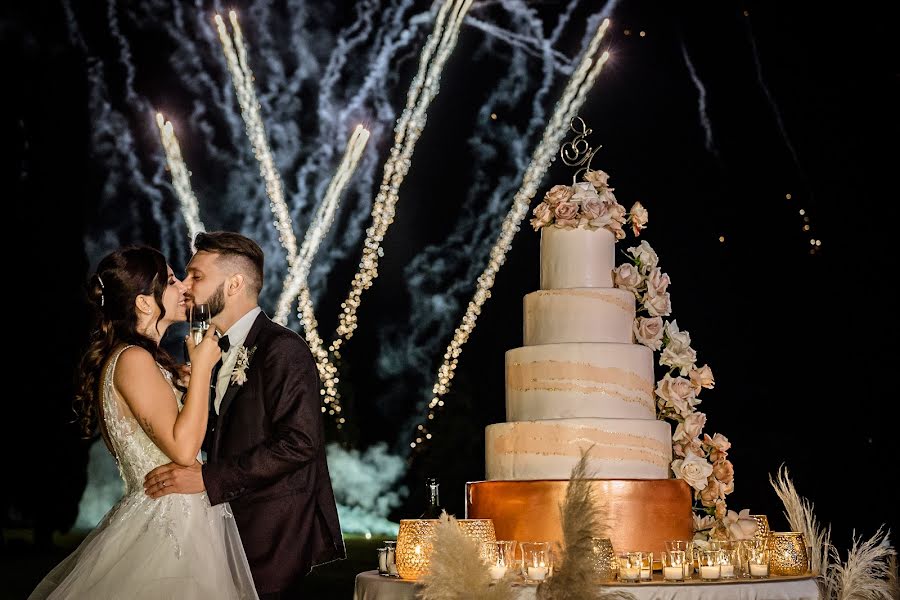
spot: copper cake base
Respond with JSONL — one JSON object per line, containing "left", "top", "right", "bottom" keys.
{"left": 466, "top": 479, "right": 693, "bottom": 559}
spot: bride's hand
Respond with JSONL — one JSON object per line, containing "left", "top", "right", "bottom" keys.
{"left": 176, "top": 364, "right": 191, "bottom": 388}
{"left": 184, "top": 325, "right": 221, "bottom": 370}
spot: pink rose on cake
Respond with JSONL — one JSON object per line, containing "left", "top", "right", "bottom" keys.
{"left": 674, "top": 412, "right": 707, "bottom": 444}
{"left": 553, "top": 201, "right": 580, "bottom": 228}
{"left": 544, "top": 184, "right": 573, "bottom": 206}
{"left": 699, "top": 477, "right": 724, "bottom": 507}
{"left": 633, "top": 316, "right": 663, "bottom": 350}
{"left": 529, "top": 202, "right": 553, "bottom": 231}
{"left": 584, "top": 169, "right": 610, "bottom": 189}
{"left": 690, "top": 364, "right": 715, "bottom": 393}
{"left": 703, "top": 433, "right": 731, "bottom": 462}
{"left": 672, "top": 451, "right": 714, "bottom": 491}
{"left": 630, "top": 201, "right": 648, "bottom": 236}
{"left": 712, "top": 459, "right": 734, "bottom": 484}
{"left": 643, "top": 286, "right": 672, "bottom": 317}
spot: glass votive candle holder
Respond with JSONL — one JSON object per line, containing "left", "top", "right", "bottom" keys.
{"left": 662, "top": 550, "right": 686, "bottom": 581}
{"left": 665, "top": 540, "right": 694, "bottom": 579}
{"left": 698, "top": 549, "right": 722, "bottom": 580}
{"left": 638, "top": 551, "right": 653, "bottom": 581}
{"left": 383, "top": 541, "right": 398, "bottom": 576}
{"left": 590, "top": 537, "right": 618, "bottom": 581}
{"left": 377, "top": 547, "right": 389, "bottom": 574}
{"left": 617, "top": 552, "right": 643, "bottom": 582}
{"left": 521, "top": 542, "right": 553, "bottom": 583}
{"left": 745, "top": 539, "right": 769, "bottom": 578}
{"left": 715, "top": 542, "right": 739, "bottom": 579}
{"left": 482, "top": 540, "right": 517, "bottom": 580}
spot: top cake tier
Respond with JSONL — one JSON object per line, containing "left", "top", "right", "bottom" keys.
{"left": 540, "top": 226, "right": 615, "bottom": 290}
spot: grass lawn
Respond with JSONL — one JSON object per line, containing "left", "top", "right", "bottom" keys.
{"left": 1, "top": 529, "right": 387, "bottom": 599}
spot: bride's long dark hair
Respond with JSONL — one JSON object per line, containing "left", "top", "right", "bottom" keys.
{"left": 74, "top": 246, "right": 180, "bottom": 438}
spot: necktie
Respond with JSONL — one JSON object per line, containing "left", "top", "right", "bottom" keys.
{"left": 218, "top": 334, "right": 231, "bottom": 353}
{"left": 209, "top": 358, "right": 223, "bottom": 417}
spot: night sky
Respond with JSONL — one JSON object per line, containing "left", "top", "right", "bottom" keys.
{"left": 5, "top": 0, "right": 897, "bottom": 563}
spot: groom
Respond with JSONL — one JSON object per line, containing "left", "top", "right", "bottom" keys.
{"left": 144, "top": 231, "right": 345, "bottom": 598}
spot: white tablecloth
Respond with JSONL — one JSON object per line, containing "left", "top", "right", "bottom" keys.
{"left": 353, "top": 570, "right": 821, "bottom": 600}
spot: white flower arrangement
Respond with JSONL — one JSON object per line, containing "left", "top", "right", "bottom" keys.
{"left": 230, "top": 345, "right": 257, "bottom": 386}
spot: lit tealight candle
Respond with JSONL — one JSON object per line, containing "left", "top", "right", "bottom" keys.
{"left": 700, "top": 565, "right": 720, "bottom": 580}
{"left": 640, "top": 566, "right": 652, "bottom": 581}
{"left": 750, "top": 563, "right": 768, "bottom": 577}
{"left": 488, "top": 564, "right": 507, "bottom": 580}
{"left": 663, "top": 566, "right": 683, "bottom": 581}
{"left": 720, "top": 564, "right": 735, "bottom": 578}
{"left": 621, "top": 567, "right": 641, "bottom": 581}
{"left": 528, "top": 566, "right": 548, "bottom": 581}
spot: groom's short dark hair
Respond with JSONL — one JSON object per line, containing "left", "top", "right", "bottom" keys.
{"left": 194, "top": 231, "right": 265, "bottom": 294}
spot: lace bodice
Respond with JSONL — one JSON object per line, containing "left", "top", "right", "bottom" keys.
{"left": 102, "top": 345, "right": 183, "bottom": 494}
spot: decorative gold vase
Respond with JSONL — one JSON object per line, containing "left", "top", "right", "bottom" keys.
{"left": 750, "top": 514, "right": 770, "bottom": 540}
{"left": 768, "top": 532, "right": 809, "bottom": 576}
{"left": 395, "top": 518, "right": 496, "bottom": 580}
{"left": 590, "top": 537, "right": 618, "bottom": 581}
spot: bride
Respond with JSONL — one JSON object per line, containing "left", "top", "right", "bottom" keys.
{"left": 30, "top": 246, "right": 258, "bottom": 599}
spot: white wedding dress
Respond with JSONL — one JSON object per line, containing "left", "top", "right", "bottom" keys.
{"left": 29, "top": 346, "right": 258, "bottom": 599}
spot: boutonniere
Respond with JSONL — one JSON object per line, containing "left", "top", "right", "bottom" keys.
{"left": 231, "top": 345, "right": 257, "bottom": 386}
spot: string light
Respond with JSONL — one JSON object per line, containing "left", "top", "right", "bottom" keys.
{"left": 155, "top": 112, "right": 205, "bottom": 248}
{"left": 410, "top": 18, "right": 613, "bottom": 452}
{"left": 215, "top": 11, "right": 298, "bottom": 266}
{"left": 330, "top": 0, "right": 473, "bottom": 359}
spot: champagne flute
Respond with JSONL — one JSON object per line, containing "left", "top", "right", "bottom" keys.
{"left": 189, "top": 303, "right": 210, "bottom": 346}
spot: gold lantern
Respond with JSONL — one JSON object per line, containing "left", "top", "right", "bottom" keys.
{"left": 395, "top": 518, "right": 496, "bottom": 580}
{"left": 768, "top": 532, "right": 809, "bottom": 576}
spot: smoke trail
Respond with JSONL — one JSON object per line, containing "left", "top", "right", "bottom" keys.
{"left": 378, "top": 1, "right": 620, "bottom": 439}
{"left": 326, "top": 442, "right": 406, "bottom": 536}
{"left": 680, "top": 40, "right": 719, "bottom": 158}
{"left": 742, "top": 15, "right": 803, "bottom": 176}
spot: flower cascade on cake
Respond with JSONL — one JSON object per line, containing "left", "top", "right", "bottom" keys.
{"left": 528, "top": 119, "right": 737, "bottom": 541}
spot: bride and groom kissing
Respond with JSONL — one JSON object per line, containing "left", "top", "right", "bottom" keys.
{"left": 30, "top": 231, "right": 345, "bottom": 599}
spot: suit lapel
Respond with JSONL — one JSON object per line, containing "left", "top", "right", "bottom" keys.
{"left": 215, "top": 312, "right": 268, "bottom": 437}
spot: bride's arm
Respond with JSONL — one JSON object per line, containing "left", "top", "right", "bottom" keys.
{"left": 115, "top": 332, "right": 220, "bottom": 466}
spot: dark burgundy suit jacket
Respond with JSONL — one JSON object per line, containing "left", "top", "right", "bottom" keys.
{"left": 202, "top": 311, "right": 345, "bottom": 594}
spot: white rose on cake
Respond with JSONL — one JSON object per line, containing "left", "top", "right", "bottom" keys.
{"left": 672, "top": 451, "right": 714, "bottom": 491}
{"left": 660, "top": 320, "right": 697, "bottom": 375}
{"left": 643, "top": 287, "right": 672, "bottom": 317}
{"left": 570, "top": 181, "right": 600, "bottom": 204}
{"left": 584, "top": 169, "right": 610, "bottom": 189}
{"left": 656, "top": 374, "right": 695, "bottom": 418}
{"left": 627, "top": 240, "right": 659, "bottom": 273}
{"left": 690, "top": 364, "right": 715, "bottom": 392}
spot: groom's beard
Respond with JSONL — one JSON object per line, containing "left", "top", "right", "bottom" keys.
{"left": 206, "top": 282, "right": 226, "bottom": 318}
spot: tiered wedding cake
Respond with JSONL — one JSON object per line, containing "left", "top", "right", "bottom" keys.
{"left": 466, "top": 177, "right": 693, "bottom": 558}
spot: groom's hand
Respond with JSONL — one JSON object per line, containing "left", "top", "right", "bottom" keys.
{"left": 144, "top": 460, "right": 205, "bottom": 498}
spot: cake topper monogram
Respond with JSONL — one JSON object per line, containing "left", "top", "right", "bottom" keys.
{"left": 560, "top": 116, "right": 601, "bottom": 183}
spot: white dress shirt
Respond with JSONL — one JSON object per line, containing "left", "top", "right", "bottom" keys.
{"left": 214, "top": 306, "right": 262, "bottom": 413}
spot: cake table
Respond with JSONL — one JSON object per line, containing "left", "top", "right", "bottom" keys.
{"left": 353, "top": 570, "right": 820, "bottom": 600}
